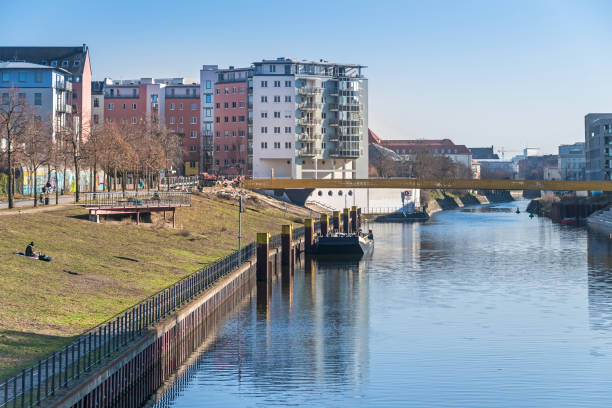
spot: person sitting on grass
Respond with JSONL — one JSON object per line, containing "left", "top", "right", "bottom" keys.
{"left": 25, "top": 242, "right": 36, "bottom": 257}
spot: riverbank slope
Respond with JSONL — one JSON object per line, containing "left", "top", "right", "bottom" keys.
{"left": 0, "top": 188, "right": 313, "bottom": 380}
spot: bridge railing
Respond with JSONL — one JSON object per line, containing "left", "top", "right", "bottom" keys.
{"left": 159, "top": 176, "right": 199, "bottom": 189}
{"left": 82, "top": 191, "right": 191, "bottom": 208}
{"left": 0, "top": 221, "right": 318, "bottom": 408}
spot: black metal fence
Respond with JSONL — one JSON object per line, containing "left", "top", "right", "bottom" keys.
{"left": 82, "top": 191, "right": 191, "bottom": 208}
{"left": 0, "top": 235, "right": 276, "bottom": 408}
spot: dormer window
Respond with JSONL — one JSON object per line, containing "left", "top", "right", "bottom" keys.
{"left": 50, "top": 60, "right": 57, "bottom": 67}
{"left": 73, "top": 60, "right": 80, "bottom": 67}
{"left": 40, "top": 60, "right": 47, "bottom": 65}
{"left": 62, "top": 60, "right": 69, "bottom": 67}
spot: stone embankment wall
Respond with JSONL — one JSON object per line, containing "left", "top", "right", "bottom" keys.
{"left": 527, "top": 195, "right": 610, "bottom": 222}
{"left": 425, "top": 190, "right": 510, "bottom": 216}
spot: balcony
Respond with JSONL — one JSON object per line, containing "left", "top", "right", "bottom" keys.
{"left": 328, "top": 119, "right": 362, "bottom": 128}
{"left": 327, "top": 88, "right": 339, "bottom": 96}
{"left": 298, "top": 117, "right": 322, "bottom": 126}
{"left": 297, "top": 133, "right": 322, "bottom": 142}
{"left": 330, "top": 149, "right": 363, "bottom": 158}
{"left": 297, "top": 87, "right": 322, "bottom": 96}
{"left": 55, "top": 81, "right": 72, "bottom": 91}
{"left": 165, "top": 94, "right": 200, "bottom": 99}
{"left": 298, "top": 147, "right": 321, "bottom": 157}
{"left": 105, "top": 94, "right": 139, "bottom": 99}
{"left": 328, "top": 103, "right": 339, "bottom": 111}
{"left": 56, "top": 104, "right": 72, "bottom": 114}
{"left": 298, "top": 102, "right": 322, "bottom": 111}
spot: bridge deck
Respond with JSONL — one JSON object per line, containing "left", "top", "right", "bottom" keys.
{"left": 244, "top": 178, "right": 612, "bottom": 191}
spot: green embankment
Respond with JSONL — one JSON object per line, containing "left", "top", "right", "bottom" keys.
{"left": 0, "top": 191, "right": 308, "bottom": 381}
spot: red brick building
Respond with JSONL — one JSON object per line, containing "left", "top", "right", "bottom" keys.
{"left": 163, "top": 82, "right": 200, "bottom": 175}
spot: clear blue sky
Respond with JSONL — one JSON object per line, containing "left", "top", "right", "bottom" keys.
{"left": 4, "top": 0, "right": 612, "bottom": 155}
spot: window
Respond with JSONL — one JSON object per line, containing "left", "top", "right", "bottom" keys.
{"left": 285, "top": 127, "right": 291, "bottom": 133}
{"left": 239, "top": 101, "right": 245, "bottom": 108}
{"left": 216, "top": 145, "right": 220, "bottom": 151}
{"left": 232, "top": 144, "right": 237, "bottom": 151}
{"left": 285, "top": 142, "right": 292, "bottom": 148}
{"left": 122, "top": 103, "right": 126, "bottom": 110}
{"left": 232, "top": 87, "right": 236, "bottom": 94}
{"left": 261, "top": 127, "right": 268, "bottom": 133}
{"left": 322, "top": 112, "right": 326, "bottom": 119}
{"left": 261, "top": 142, "right": 268, "bottom": 149}
{"left": 238, "top": 115, "right": 245, "bottom": 122}
{"left": 238, "top": 130, "right": 245, "bottom": 137}
{"left": 273, "top": 80, "right": 281, "bottom": 87}
{"left": 170, "top": 117, "right": 175, "bottom": 124}
{"left": 274, "top": 127, "right": 281, "bottom": 134}
{"left": 224, "top": 145, "right": 229, "bottom": 151}
{"left": 261, "top": 81, "right": 268, "bottom": 87}
{"left": 274, "top": 142, "right": 281, "bottom": 149}
{"left": 93, "top": 97, "right": 99, "bottom": 108}
{"left": 206, "top": 80, "right": 212, "bottom": 89}
{"left": 224, "top": 116, "right": 228, "bottom": 122}
{"left": 224, "top": 131, "right": 229, "bottom": 137}
{"left": 205, "top": 94, "right": 211, "bottom": 103}
{"left": 232, "top": 131, "right": 236, "bottom": 137}
{"left": 1, "top": 93, "right": 8, "bottom": 105}
{"left": 270, "top": 65, "right": 276, "bottom": 72}
{"left": 189, "top": 146, "right": 197, "bottom": 152}
{"left": 273, "top": 96, "right": 280, "bottom": 103}
{"left": 18, "top": 72, "right": 26, "bottom": 82}
{"left": 261, "top": 96, "right": 268, "bottom": 103}
{"left": 93, "top": 114, "right": 99, "bottom": 124}
{"left": 179, "top": 117, "right": 184, "bottom": 124}
{"left": 284, "top": 111, "right": 292, "bottom": 118}
{"left": 179, "top": 103, "right": 183, "bottom": 110}
{"left": 189, "top": 161, "right": 196, "bottom": 168}
{"left": 191, "top": 103, "right": 197, "bottom": 110}
{"left": 261, "top": 112, "right": 268, "bottom": 118}
{"left": 34, "top": 72, "right": 42, "bottom": 83}
{"left": 285, "top": 80, "right": 291, "bottom": 87}
{"left": 232, "top": 101, "right": 236, "bottom": 108}
{"left": 274, "top": 111, "right": 280, "bottom": 118}
{"left": 284, "top": 96, "right": 291, "bottom": 102}
{"left": 224, "top": 102, "right": 229, "bottom": 108}
{"left": 191, "top": 117, "right": 197, "bottom": 124}
{"left": 215, "top": 159, "right": 220, "bottom": 165}
{"left": 224, "top": 159, "right": 229, "bottom": 165}
{"left": 216, "top": 117, "right": 220, "bottom": 123}
{"left": 232, "top": 116, "right": 236, "bottom": 122}
{"left": 215, "top": 89, "right": 220, "bottom": 94}
{"left": 239, "top": 86, "right": 245, "bottom": 94}
{"left": 132, "top": 103, "right": 137, "bottom": 110}
{"left": 51, "top": 60, "right": 57, "bottom": 67}
{"left": 74, "top": 60, "right": 80, "bottom": 67}
{"left": 205, "top": 108, "right": 212, "bottom": 117}
{"left": 131, "top": 117, "right": 137, "bottom": 124}
{"left": 34, "top": 93, "right": 42, "bottom": 105}
{"left": 224, "top": 88, "right": 229, "bottom": 94}
{"left": 108, "top": 103, "right": 114, "bottom": 110}
{"left": 133, "top": 89, "right": 137, "bottom": 97}
{"left": 1, "top": 72, "right": 8, "bottom": 82}
{"left": 62, "top": 60, "right": 69, "bottom": 67}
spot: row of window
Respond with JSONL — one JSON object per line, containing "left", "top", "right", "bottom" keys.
{"left": 169, "top": 117, "right": 197, "bottom": 125}
{"left": 40, "top": 59, "right": 80, "bottom": 68}
{"left": 260, "top": 127, "right": 292, "bottom": 134}
{"left": 261, "top": 111, "right": 292, "bottom": 119}
{"left": 0, "top": 92, "right": 42, "bottom": 106}
{"left": 215, "top": 116, "right": 246, "bottom": 123}
{"left": 260, "top": 95, "right": 292, "bottom": 103}
{"left": 260, "top": 142, "right": 292, "bottom": 149}
{"left": 216, "top": 101, "right": 245, "bottom": 109}
{"left": 215, "top": 87, "right": 245, "bottom": 95}
{"left": 260, "top": 80, "right": 292, "bottom": 88}
{"left": 216, "top": 130, "right": 246, "bottom": 137}
{"left": 215, "top": 159, "right": 245, "bottom": 166}
{"left": 169, "top": 103, "right": 197, "bottom": 110}
{"left": 1, "top": 71, "right": 44, "bottom": 83}
{"left": 215, "top": 144, "right": 246, "bottom": 152}
{"left": 107, "top": 103, "right": 137, "bottom": 110}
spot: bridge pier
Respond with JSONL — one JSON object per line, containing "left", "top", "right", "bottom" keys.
{"left": 256, "top": 233, "right": 270, "bottom": 282}
{"left": 320, "top": 214, "right": 328, "bottom": 236}
{"left": 304, "top": 218, "right": 314, "bottom": 254}
{"left": 343, "top": 208, "right": 350, "bottom": 234}
{"left": 350, "top": 206, "right": 358, "bottom": 232}
{"left": 332, "top": 211, "right": 340, "bottom": 232}
{"left": 281, "top": 224, "right": 292, "bottom": 266}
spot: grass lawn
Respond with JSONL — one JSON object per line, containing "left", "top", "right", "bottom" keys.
{"left": 0, "top": 190, "right": 311, "bottom": 381}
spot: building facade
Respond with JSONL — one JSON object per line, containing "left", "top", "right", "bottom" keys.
{"left": 377, "top": 138, "right": 472, "bottom": 169}
{"left": 102, "top": 78, "right": 161, "bottom": 127}
{"left": 162, "top": 79, "right": 200, "bottom": 175}
{"left": 199, "top": 65, "right": 217, "bottom": 174}
{"left": 91, "top": 80, "right": 104, "bottom": 127}
{"left": 558, "top": 142, "right": 585, "bottom": 181}
{"left": 0, "top": 61, "right": 72, "bottom": 141}
{"left": 0, "top": 45, "right": 91, "bottom": 139}
{"left": 585, "top": 113, "right": 612, "bottom": 181}
{"left": 252, "top": 58, "right": 368, "bottom": 179}
{"left": 213, "top": 67, "right": 251, "bottom": 176}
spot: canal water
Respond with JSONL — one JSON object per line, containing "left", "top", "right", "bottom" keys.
{"left": 152, "top": 201, "right": 612, "bottom": 407}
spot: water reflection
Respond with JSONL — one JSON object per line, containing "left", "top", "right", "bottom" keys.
{"left": 587, "top": 233, "right": 612, "bottom": 331}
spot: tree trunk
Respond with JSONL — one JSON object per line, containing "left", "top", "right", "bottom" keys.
{"left": 121, "top": 170, "right": 126, "bottom": 195}
{"left": 55, "top": 169, "right": 59, "bottom": 205}
{"left": 62, "top": 165, "right": 66, "bottom": 195}
{"left": 113, "top": 168, "right": 117, "bottom": 191}
{"left": 93, "top": 163, "right": 97, "bottom": 192}
{"left": 74, "top": 160, "right": 80, "bottom": 203}
{"left": 33, "top": 168, "right": 37, "bottom": 207}
{"left": 7, "top": 149, "right": 13, "bottom": 209}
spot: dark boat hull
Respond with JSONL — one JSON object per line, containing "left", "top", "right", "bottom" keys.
{"left": 312, "top": 235, "right": 373, "bottom": 258}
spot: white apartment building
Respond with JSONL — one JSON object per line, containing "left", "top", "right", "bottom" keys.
{"left": 200, "top": 65, "right": 217, "bottom": 173}
{"left": 252, "top": 58, "right": 368, "bottom": 179}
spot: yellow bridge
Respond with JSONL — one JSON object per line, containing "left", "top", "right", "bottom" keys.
{"left": 244, "top": 178, "right": 612, "bottom": 191}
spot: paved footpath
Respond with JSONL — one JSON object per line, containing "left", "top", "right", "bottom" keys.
{"left": 0, "top": 195, "right": 74, "bottom": 209}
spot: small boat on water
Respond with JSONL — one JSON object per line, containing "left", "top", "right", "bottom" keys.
{"left": 312, "top": 230, "right": 374, "bottom": 258}
{"left": 560, "top": 217, "right": 577, "bottom": 225}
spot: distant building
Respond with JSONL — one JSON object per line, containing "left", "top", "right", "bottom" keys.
{"left": 523, "top": 147, "right": 540, "bottom": 157}
{"left": 543, "top": 166, "right": 561, "bottom": 180}
{"left": 251, "top": 57, "right": 368, "bottom": 179}
{"left": 91, "top": 80, "right": 104, "bottom": 127}
{"left": 200, "top": 65, "right": 217, "bottom": 174}
{"left": 213, "top": 66, "right": 252, "bottom": 177}
{"left": 471, "top": 160, "right": 481, "bottom": 179}
{"left": 0, "top": 45, "right": 91, "bottom": 139}
{"left": 470, "top": 146, "right": 499, "bottom": 160}
{"left": 558, "top": 142, "right": 585, "bottom": 181}
{"left": 478, "top": 160, "right": 517, "bottom": 179}
{"left": 518, "top": 155, "right": 558, "bottom": 180}
{"left": 585, "top": 113, "right": 612, "bottom": 181}
{"left": 375, "top": 138, "right": 472, "bottom": 170}
{"left": 0, "top": 61, "right": 72, "bottom": 142}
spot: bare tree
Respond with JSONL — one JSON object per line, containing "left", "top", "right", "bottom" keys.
{"left": 156, "top": 126, "right": 183, "bottom": 191}
{"left": 20, "top": 112, "right": 51, "bottom": 206}
{"left": 60, "top": 116, "right": 83, "bottom": 202}
{"left": 0, "top": 88, "right": 27, "bottom": 208}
